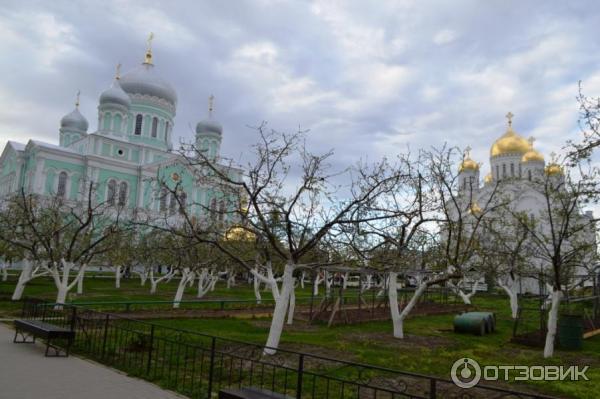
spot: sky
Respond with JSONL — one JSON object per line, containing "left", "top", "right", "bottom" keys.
{"left": 1, "top": 0, "right": 600, "bottom": 176}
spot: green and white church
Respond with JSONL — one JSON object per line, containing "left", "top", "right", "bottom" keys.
{"left": 0, "top": 40, "right": 242, "bottom": 221}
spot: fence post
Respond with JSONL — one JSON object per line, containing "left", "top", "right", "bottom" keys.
{"left": 429, "top": 378, "right": 436, "bottom": 399}
{"left": 147, "top": 324, "right": 155, "bottom": 374}
{"left": 70, "top": 306, "right": 77, "bottom": 331}
{"left": 207, "top": 336, "right": 217, "bottom": 398}
{"left": 296, "top": 354, "right": 304, "bottom": 399}
{"left": 101, "top": 313, "right": 110, "bottom": 359}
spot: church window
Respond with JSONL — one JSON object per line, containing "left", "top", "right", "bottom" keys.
{"left": 502, "top": 164, "right": 506, "bottom": 177}
{"left": 114, "top": 114, "right": 122, "bottom": 133}
{"left": 218, "top": 200, "right": 225, "bottom": 222}
{"left": 159, "top": 187, "right": 167, "bottom": 211}
{"left": 118, "top": 182, "right": 128, "bottom": 207}
{"left": 134, "top": 114, "right": 143, "bottom": 135}
{"left": 179, "top": 192, "right": 187, "bottom": 214}
{"left": 169, "top": 192, "right": 178, "bottom": 215}
{"left": 495, "top": 165, "right": 499, "bottom": 180}
{"left": 107, "top": 180, "right": 117, "bottom": 206}
{"left": 528, "top": 170, "right": 532, "bottom": 181}
{"left": 57, "top": 172, "right": 68, "bottom": 198}
{"left": 510, "top": 163, "right": 514, "bottom": 177}
{"left": 103, "top": 113, "right": 112, "bottom": 131}
{"left": 165, "top": 122, "right": 169, "bottom": 142}
{"left": 151, "top": 117, "right": 158, "bottom": 138}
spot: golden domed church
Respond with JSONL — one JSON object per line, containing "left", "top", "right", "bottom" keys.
{"left": 455, "top": 112, "right": 594, "bottom": 294}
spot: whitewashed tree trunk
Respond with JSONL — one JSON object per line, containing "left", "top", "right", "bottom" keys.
{"left": 197, "top": 269, "right": 214, "bottom": 299}
{"left": 324, "top": 271, "right": 332, "bottom": 297}
{"left": 342, "top": 272, "right": 350, "bottom": 290}
{"left": 497, "top": 277, "right": 519, "bottom": 319}
{"left": 253, "top": 270, "right": 262, "bottom": 304}
{"left": 53, "top": 260, "right": 87, "bottom": 309}
{"left": 450, "top": 279, "right": 479, "bottom": 305}
{"left": 389, "top": 271, "right": 428, "bottom": 339}
{"left": 264, "top": 263, "right": 295, "bottom": 355}
{"left": 77, "top": 268, "right": 85, "bottom": 294}
{"left": 299, "top": 271, "right": 305, "bottom": 289}
{"left": 115, "top": 265, "right": 122, "bottom": 289}
{"left": 173, "top": 268, "right": 194, "bottom": 309}
{"left": 362, "top": 274, "right": 373, "bottom": 293}
{"left": 287, "top": 280, "right": 296, "bottom": 325}
{"left": 544, "top": 289, "right": 563, "bottom": 358}
{"left": 1, "top": 263, "right": 7, "bottom": 282}
{"left": 313, "top": 273, "right": 322, "bottom": 296}
{"left": 12, "top": 260, "right": 33, "bottom": 300}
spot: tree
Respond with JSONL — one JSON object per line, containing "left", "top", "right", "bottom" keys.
{"left": 146, "top": 125, "right": 400, "bottom": 354}
{"left": 0, "top": 184, "right": 125, "bottom": 306}
{"left": 509, "top": 162, "right": 598, "bottom": 358}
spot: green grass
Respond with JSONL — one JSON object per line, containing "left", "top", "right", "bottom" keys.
{"left": 1, "top": 273, "right": 599, "bottom": 398}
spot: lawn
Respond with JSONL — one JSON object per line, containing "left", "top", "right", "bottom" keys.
{"left": 1, "top": 272, "right": 598, "bottom": 398}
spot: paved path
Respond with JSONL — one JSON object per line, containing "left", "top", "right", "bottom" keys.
{"left": 0, "top": 323, "right": 185, "bottom": 399}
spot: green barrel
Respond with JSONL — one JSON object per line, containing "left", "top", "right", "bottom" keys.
{"left": 558, "top": 314, "right": 584, "bottom": 350}
{"left": 467, "top": 312, "right": 496, "bottom": 332}
{"left": 454, "top": 313, "right": 488, "bottom": 335}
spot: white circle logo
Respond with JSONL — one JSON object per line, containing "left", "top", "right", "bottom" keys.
{"left": 451, "top": 357, "right": 481, "bottom": 389}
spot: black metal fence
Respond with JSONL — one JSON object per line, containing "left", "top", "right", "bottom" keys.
{"left": 19, "top": 299, "right": 556, "bottom": 399}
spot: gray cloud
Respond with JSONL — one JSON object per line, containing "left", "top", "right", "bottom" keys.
{"left": 1, "top": 0, "right": 600, "bottom": 175}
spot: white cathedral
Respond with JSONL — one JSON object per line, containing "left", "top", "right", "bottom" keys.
{"left": 456, "top": 113, "right": 596, "bottom": 293}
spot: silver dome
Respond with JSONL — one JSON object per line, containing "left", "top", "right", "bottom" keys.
{"left": 60, "top": 108, "right": 88, "bottom": 132}
{"left": 119, "top": 63, "right": 177, "bottom": 106}
{"left": 196, "top": 119, "right": 223, "bottom": 136}
{"left": 99, "top": 80, "right": 131, "bottom": 108}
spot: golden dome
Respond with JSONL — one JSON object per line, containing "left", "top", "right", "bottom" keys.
{"left": 545, "top": 163, "right": 563, "bottom": 176}
{"left": 490, "top": 128, "right": 530, "bottom": 157}
{"left": 490, "top": 112, "right": 529, "bottom": 157}
{"left": 459, "top": 158, "right": 479, "bottom": 172}
{"left": 521, "top": 137, "right": 544, "bottom": 163}
{"left": 484, "top": 173, "right": 492, "bottom": 184}
{"left": 468, "top": 202, "right": 482, "bottom": 215}
{"left": 224, "top": 226, "right": 256, "bottom": 241}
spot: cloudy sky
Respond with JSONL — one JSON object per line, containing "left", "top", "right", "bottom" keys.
{"left": 1, "top": 0, "right": 599, "bottom": 174}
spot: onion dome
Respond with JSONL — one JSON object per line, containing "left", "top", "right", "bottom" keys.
{"left": 468, "top": 202, "right": 482, "bottom": 215}
{"left": 521, "top": 137, "right": 544, "bottom": 163}
{"left": 120, "top": 63, "right": 177, "bottom": 105}
{"left": 99, "top": 79, "right": 131, "bottom": 108}
{"left": 60, "top": 93, "right": 88, "bottom": 132}
{"left": 458, "top": 146, "right": 479, "bottom": 172}
{"left": 490, "top": 112, "right": 529, "bottom": 157}
{"left": 196, "top": 119, "right": 223, "bottom": 135}
{"left": 545, "top": 163, "right": 563, "bottom": 176}
{"left": 484, "top": 173, "right": 492, "bottom": 184}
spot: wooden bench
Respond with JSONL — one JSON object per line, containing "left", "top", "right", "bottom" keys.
{"left": 13, "top": 319, "right": 75, "bottom": 357}
{"left": 219, "top": 387, "right": 293, "bottom": 399}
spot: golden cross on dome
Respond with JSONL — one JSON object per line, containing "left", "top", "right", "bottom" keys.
{"left": 115, "top": 63, "right": 121, "bottom": 80}
{"left": 75, "top": 90, "right": 81, "bottom": 108}
{"left": 528, "top": 136, "right": 535, "bottom": 147}
{"left": 144, "top": 32, "right": 154, "bottom": 64}
{"left": 506, "top": 111, "right": 514, "bottom": 127}
{"left": 464, "top": 145, "right": 472, "bottom": 159}
{"left": 208, "top": 94, "right": 214, "bottom": 118}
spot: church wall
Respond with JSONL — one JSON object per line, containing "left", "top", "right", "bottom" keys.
{"left": 96, "top": 168, "right": 138, "bottom": 208}
{"left": 42, "top": 158, "right": 85, "bottom": 200}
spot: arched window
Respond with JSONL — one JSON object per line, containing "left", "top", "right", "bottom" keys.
{"left": 518, "top": 164, "right": 522, "bottom": 178}
{"left": 103, "top": 113, "right": 112, "bottom": 131}
{"left": 114, "top": 114, "right": 122, "bottom": 133}
{"left": 107, "top": 180, "right": 117, "bottom": 206}
{"left": 169, "top": 192, "right": 177, "bottom": 215}
{"left": 528, "top": 170, "right": 532, "bottom": 181}
{"left": 151, "top": 117, "right": 158, "bottom": 138}
{"left": 57, "top": 172, "right": 68, "bottom": 198}
{"left": 134, "top": 114, "right": 143, "bottom": 135}
{"left": 496, "top": 165, "right": 500, "bottom": 180}
{"left": 159, "top": 187, "right": 167, "bottom": 211}
{"left": 179, "top": 192, "right": 187, "bottom": 214}
{"left": 118, "top": 182, "right": 128, "bottom": 207}
{"left": 502, "top": 164, "right": 506, "bottom": 177}
{"left": 165, "top": 121, "right": 169, "bottom": 142}
{"left": 510, "top": 163, "right": 514, "bottom": 177}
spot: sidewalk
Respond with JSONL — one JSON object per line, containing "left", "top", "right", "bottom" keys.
{"left": 0, "top": 323, "right": 185, "bottom": 399}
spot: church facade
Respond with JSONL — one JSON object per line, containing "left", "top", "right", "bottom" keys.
{"left": 0, "top": 40, "right": 242, "bottom": 222}
{"left": 456, "top": 113, "right": 596, "bottom": 293}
